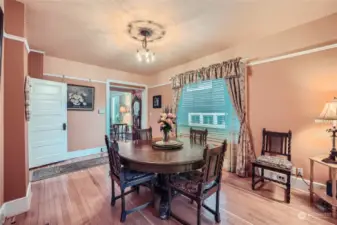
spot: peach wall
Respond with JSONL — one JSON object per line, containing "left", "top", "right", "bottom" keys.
{"left": 28, "top": 51, "right": 43, "bottom": 79}
{"left": 4, "top": 0, "right": 24, "bottom": 37}
{"left": 44, "top": 56, "right": 152, "bottom": 85}
{"left": 43, "top": 56, "right": 152, "bottom": 152}
{"left": 2, "top": 0, "right": 28, "bottom": 202}
{"left": 249, "top": 47, "right": 337, "bottom": 184}
{"left": 148, "top": 85, "right": 173, "bottom": 138}
{"left": 151, "top": 13, "right": 337, "bottom": 86}
{"left": 0, "top": 37, "right": 3, "bottom": 207}
{"left": 45, "top": 76, "right": 106, "bottom": 151}
{"left": 3, "top": 38, "right": 27, "bottom": 201}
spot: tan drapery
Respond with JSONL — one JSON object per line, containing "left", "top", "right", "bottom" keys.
{"left": 170, "top": 58, "right": 255, "bottom": 177}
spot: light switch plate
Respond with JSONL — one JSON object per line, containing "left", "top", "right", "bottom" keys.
{"left": 98, "top": 109, "right": 105, "bottom": 114}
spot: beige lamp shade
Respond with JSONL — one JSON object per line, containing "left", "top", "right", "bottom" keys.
{"left": 316, "top": 98, "right": 337, "bottom": 123}
{"left": 119, "top": 106, "right": 127, "bottom": 113}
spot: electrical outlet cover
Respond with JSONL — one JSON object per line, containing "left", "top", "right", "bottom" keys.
{"left": 292, "top": 167, "right": 297, "bottom": 175}
{"left": 298, "top": 168, "right": 303, "bottom": 176}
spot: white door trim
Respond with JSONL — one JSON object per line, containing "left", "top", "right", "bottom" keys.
{"left": 106, "top": 79, "right": 148, "bottom": 137}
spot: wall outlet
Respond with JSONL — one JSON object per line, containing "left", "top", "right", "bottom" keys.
{"left": 292, "top": 167, "right": 297, "bottom": 175}
{"left": 297, "top": 168, "right": 304, "bottom": 176}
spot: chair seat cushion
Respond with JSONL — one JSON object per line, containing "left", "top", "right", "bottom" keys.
{"left": 255, "top": 155, "right": 292, "bottom": 170}
{"left": 170, "top": 171, "right": 215, "bottom": 196}
{"left": 121, "top": 168, "right": 154, "bottom": 182}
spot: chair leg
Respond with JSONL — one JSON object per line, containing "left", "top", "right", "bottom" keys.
{"left": 168, "top": 186, "right": 172, "bottom": 218}
{"left": 261, "top": 168, "right": 265, "bottom": 183}
{"left": 286, "top": 174, "right": 291, "bottom": 203}
{"left": 197, "top": 201, "right": 202, "bottom": 225}
{"left": 111, "top": 180, "right": 116, "bottom": 206}
{"left": 215, "top": 188, "right": 221, "bottom": 223}
{"left": 151, "top": 179, "right": 155, "bottom": 208}
{"left": 252, "top": 165, "right": 256, "bottom": 190}
{"left": 120, "top": 188, "right": 127, "bottom": 222}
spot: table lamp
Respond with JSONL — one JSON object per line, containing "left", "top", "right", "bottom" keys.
{"left": 316, "top": 97, "right": 337, "bottom": 163}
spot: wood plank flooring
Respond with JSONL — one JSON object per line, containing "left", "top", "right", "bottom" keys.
{"left": 7, "top": 164, "right": 337, "bottom": 225}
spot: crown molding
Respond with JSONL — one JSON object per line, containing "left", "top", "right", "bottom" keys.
{"left": 3, "top": 32, "right": 30, "bottom": 52}
{"left": 148, "top": 82, "right": 170, "bottom": 88}
{"left": 3, "top": 32, "right": 45, "bottom": 54}
{"left": 30, "top": 49, "right": 45, "bottom": 54}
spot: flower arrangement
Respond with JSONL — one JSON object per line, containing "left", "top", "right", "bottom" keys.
{"left": 158, "top": 105, "right": 176, "bottom": 142}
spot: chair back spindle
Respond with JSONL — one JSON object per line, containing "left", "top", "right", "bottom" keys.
{"left": 202, "top": 140, "right": 227, "bottom": 184}
{"left": 135, "top": 127, "right": 152, "bottom": 141}
{"left": 190, "top": 128, "right": 208, "bottom": 144}
{"left": 261, "top": 128, "right": 292, "bottom": 161}
{"left": 105, "top": 135, "right": 121, "bottom": 181}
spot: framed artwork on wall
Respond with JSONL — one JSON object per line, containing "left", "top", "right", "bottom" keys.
{"left": 153, "top": 95, "right": 162, "bottom": 108}
{"left": 67, "top": 84, "right": 95, "bottom": 111}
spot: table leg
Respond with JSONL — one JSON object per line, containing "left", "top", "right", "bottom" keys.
{"left": 156, "top": 174, "right": 177, "bottom": 220}
{"left": 309, "top": 159, "right": 314, "bottom": 205}
{"left": 332, "top": 168, "right": 337, "bottom": 219}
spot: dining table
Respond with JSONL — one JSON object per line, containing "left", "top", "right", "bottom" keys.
{"left": 117, "top": 138, "right": 208, "bottom": 220}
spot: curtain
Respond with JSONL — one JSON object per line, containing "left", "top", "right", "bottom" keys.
{"left": 170, "top": 58, "right": 255, "bottom": 177}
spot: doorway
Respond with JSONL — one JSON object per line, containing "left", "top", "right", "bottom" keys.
{"left": 106, "top": 80, "right": 147, "bottom": 139}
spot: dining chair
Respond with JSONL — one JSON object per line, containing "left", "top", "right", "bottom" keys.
{"left": 190, "top": 127, "right": 208, "bottom": 144}
{"left": 252, "top": 128, "right": 292, "bottom": 203}
{"left": 168, "top": 140, "right": 227, "bottom": 225}
{"left": 104, "top": 135, "right": 156, "bottom": 222}
{"left": 134, "top": 127, "right": 152, "bottom": 141}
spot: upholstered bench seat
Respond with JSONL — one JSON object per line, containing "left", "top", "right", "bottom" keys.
{"left": 255, "top": 155, "right": 292, "bottom": 170}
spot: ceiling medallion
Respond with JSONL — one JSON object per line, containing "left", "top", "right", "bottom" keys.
{"left": 128, "top": 20, "right": 165, "bottom": 63}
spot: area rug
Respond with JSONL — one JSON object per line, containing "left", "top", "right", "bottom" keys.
{"left": 31, "top": 156, "right": 109, "bottom": 182}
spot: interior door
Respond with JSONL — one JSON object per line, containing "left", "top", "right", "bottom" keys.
{"left": 29, "top": 78, "right": 67, "bottom": 168}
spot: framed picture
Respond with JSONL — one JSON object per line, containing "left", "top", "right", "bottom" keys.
{"left": 153, "top": 95, "right": 162, "bottom": 108}
{"left": 67, "top": 84, "right": 95, "bottom": 111}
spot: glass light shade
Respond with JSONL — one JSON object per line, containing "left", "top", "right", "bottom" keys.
{"left": 316, "top": 98, "right": 337, "bottom": 123}
{"left": 135, "top": 48, "right": 155, "bottom": 63}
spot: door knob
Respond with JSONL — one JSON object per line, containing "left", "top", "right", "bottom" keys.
{"left": 63, "top": 123, "right": 67, "bottom": 131}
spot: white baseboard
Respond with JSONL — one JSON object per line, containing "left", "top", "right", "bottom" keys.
{"left": 291, "top": 176, "right": 325, "bottom": 192}
{"left": 2, "top": 182, "right": 32, "bottom": 218}
{"left": 66, "top": 146, "right": 106, "bottom": 160}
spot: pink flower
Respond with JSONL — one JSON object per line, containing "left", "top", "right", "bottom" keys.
{"left": 167, "top": 118, "right": 173, "bottom": 125}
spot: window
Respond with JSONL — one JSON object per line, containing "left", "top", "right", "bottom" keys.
{"left": 177, "top": 79, "right": 239, "bottom": 140}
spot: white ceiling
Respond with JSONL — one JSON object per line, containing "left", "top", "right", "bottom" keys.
{"left": 22, "top": 0, "right": 337, "bottom": 75}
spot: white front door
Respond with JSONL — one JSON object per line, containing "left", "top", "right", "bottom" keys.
{"left": 29, "top": 78, "right": 67, "bottom": 168}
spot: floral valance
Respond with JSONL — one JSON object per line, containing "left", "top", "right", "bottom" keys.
{"left": 170, "top": 58, "right": 242, "bottom": 89}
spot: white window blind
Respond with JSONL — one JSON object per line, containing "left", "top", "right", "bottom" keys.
{"left": 177, "top": 79, "right": 239, "bottom": 140}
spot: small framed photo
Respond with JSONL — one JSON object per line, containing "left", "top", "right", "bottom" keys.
{"left": 153, "top": 95, "right": 162, "bottom": 108}
{"left": 67, "top": 84, "right": 95, "bottom": 111}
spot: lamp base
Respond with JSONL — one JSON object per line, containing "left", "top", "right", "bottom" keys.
{"left": 322, "top": 149, "right": 337, "bottom": 164}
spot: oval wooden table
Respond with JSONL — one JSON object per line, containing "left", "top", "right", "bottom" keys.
{"left": 118, "top": 138, "right": 208, "bottom": 219}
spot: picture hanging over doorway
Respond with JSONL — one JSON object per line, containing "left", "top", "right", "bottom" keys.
{"left": 67, "top": 84, "right": 95, "bottom": 111}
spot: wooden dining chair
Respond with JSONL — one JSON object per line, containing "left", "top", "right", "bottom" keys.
{"left": 190, "top": 127, "right": 208, "bottom": 144}
{"left": 252, "top": 128, "right": 292, "bottom": 203}
{"left": 105, "top": 135, "right": 156, "bottom": 222}
{"left": 168, "top": 140, "right": 227, "bottom": 225}
{"left": 134, "top": 127, "right": 152, "bottom": 141}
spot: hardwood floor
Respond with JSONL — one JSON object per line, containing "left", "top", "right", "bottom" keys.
{"left": 7, "top": 164, "right": 336, "bottom": 225}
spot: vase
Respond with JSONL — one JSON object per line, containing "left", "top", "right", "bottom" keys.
{"left": 163, "top": 130, "right": 170, "bottom": 143}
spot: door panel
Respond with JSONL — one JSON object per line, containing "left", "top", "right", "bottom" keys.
{"left": 29, "top": 78, "right": 67, "bottom": 168}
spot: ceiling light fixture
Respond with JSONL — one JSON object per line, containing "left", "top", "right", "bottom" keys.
{"left": 136, "top": 29, "right": 155, "bottom": 63}
{"left": 128, "top": 20, "right": 166, "bottom": 64}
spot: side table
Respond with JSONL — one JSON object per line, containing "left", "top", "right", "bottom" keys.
{"left": 309, "top": 155, "right": 337, "bottom": 218}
